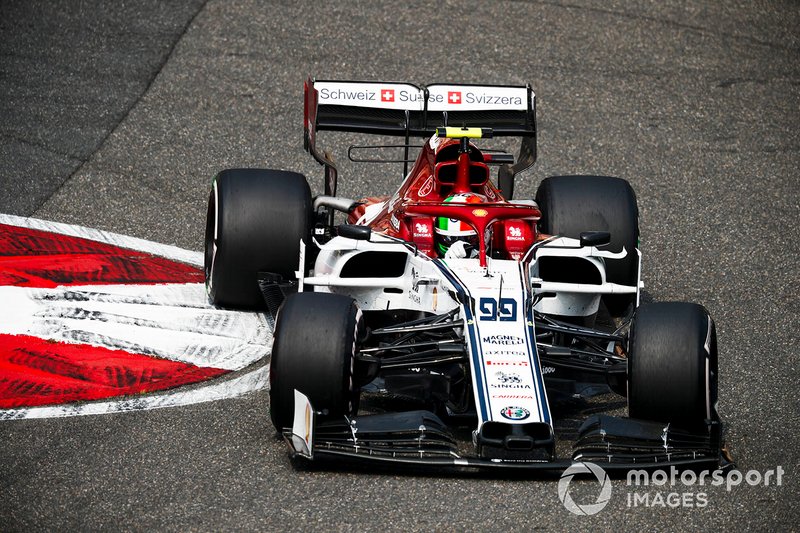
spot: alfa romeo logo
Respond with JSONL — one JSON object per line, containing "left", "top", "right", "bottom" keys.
{"left": 499, "top": 406, "right": 529, "bottom": 420}
{"left": 558, "top": 462, "right": 613, "bottom": 516}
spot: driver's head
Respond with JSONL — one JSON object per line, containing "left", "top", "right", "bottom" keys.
{"left": 434, "top": 193, "right": 484, "bottom": 257}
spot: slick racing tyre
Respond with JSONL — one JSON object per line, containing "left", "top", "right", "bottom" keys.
{"left": 269, "top": 292, "right": 364, "bottom": 431}
{"left": 535, "top": 175, "right": 639, "bottom": 316}
{"left": 204, "top": 168, "right": 312, "bottom": 309}
{"left": 627, "top": 302, "right": 718, "bottom": 429}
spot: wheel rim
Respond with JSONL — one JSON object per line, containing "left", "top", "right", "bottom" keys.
{"left": 203, "top": 180, "right": 219, "bottom": 295}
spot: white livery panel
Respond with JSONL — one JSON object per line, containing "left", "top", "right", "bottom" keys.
{"left": 439, "top": 258, "right": 551, "bottom": 427}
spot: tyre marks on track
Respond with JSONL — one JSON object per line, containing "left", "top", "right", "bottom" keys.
{"left": 0, "top": 214, "right": 272, "bottom": 418}
{"left": 0, "top": 283, "right": 271, "bottom": 371}
{"left": 0, "top": 334, "right": 228, "bottom": 409}
{"left": 0, "top": 365, "right": 270, "bottom": 421}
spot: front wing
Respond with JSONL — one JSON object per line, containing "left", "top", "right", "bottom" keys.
{"left": 283, "top": 391, "right": 729, "bottom": 473}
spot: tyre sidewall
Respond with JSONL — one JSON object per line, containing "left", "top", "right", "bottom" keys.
{"left": 269, "top": 293, "right": 362, "bottom": 431}
{"left": 628, "top": 302, "right": 716, "bottom": 428}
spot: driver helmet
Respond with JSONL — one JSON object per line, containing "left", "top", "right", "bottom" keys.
{"left": 434, "top": 193, "right": 485, "bottom": 257}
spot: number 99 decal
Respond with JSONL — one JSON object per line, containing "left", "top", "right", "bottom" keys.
{"left": 478, "top": 297, "right": 517, "bottom": 321}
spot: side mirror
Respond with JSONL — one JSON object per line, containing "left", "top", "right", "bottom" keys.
{"left": 580, "top": 231, "right": 611, "bottom": 247}
{"left": 337, "top": 224, "right": 371, "bottom": 241}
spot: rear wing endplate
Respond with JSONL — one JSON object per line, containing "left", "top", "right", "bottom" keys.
{"left": 304, "top": 77, "right": 537, "bottom": 199}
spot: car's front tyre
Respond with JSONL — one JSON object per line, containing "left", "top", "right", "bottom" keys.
{"left": 627, "top": 302, "right": 718, "bottom": 429}
{"left": 269, "top": 292, "right": 364, "bottom": 432}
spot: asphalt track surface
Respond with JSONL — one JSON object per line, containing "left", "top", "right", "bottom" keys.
{"left": 1, "top": 0, "right": 798, "bottom": 530}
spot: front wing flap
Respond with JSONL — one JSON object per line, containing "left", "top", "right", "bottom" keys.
{"left": 282, "top": 393, "right": 729, "bottom": 473}
{"left": 573, "top": 415, "right": 726, "bottom": 466}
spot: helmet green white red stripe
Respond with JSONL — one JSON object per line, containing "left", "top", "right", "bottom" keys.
{"left": 434, "top": 193, "right": 484, "bottom": 256}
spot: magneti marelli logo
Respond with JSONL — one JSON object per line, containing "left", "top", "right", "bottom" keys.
{"left": 558, "top": 462, "right": 613, "bottom": 516}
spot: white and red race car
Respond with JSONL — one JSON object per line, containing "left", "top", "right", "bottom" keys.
{"left": 204, "top": 78, "right": 727, "bottom": 471}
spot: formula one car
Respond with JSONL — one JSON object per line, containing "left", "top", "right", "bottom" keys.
{"left": 203, "top": 78, "right": 727, "bottom": 471}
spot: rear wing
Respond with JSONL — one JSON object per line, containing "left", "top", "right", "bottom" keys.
{"left": 304, "top": 77, "right": 537, "bottom": 199}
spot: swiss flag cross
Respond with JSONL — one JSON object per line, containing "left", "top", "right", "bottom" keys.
{"left": 381, "top": 89, "right": 395, "bottom": 102}
{"left": 448, "top": 91, "right": 462, "bottom": 104}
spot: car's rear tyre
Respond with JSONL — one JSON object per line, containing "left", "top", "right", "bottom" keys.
{"left": 627, "top": 302, "right": 718, "bottom": 428}
{"left": 204, "top": 168, "right": 312, "bottom": 309}
{"left": 535, "top": 175, "right": 639, "bottom": 316}
{"left": 269, "top": 292, "right": 364, "bottom": 431}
